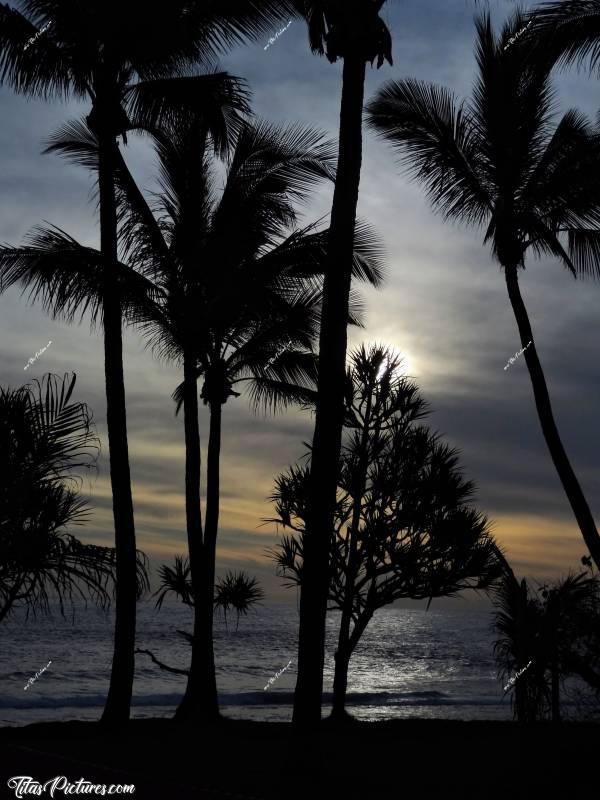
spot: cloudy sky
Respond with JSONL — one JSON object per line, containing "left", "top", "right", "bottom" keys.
{"left": 1, "top": 0, "right": 598, "bottom": 606}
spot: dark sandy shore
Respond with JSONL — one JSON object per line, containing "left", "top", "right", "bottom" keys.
{"left": 0, "top": 718, "right": 597, "bottom": 800}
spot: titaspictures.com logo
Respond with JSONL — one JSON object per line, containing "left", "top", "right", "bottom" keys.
{"left": 7, "top": 777, "right": 135, "bottom": 797}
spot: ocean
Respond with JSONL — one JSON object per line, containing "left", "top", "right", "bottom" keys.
{"left": 0, "top": 602, "right": 558, "bottom": 726}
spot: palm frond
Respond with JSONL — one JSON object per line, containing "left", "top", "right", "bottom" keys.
{"left": 567, "top": 229, "right": 600, "bottom": 278}
{"left": 366, "top": 78, "right": 491, "bottom": 225}
{"left": 529, "top": 0, "right": 600, "bottom": 73}
{"left": 214, "top": 570, "right": 264, "bottom": 629}
{"left": 154, "top": 555, "right": 194, "bottom": 609}
{"left": 0, "top": 372, "right": 149, "bottom": 621}
{"left": 126, "top": 71, "right": 252, "bottom": 157}
{"left": 0, "top": 3, "right": 81, "bottom": 100}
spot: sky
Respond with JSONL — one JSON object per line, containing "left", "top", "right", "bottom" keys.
{"left": 1, "top": 0, "right": 599, "bottom": 607}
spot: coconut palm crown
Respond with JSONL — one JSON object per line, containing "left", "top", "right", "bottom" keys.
{"left": 367, "top": 10, "right": 600, "bottom": 570}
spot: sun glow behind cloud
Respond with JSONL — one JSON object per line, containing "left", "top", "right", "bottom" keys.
{"left": 0, "top": 0, "right": 597, "bottom": 607}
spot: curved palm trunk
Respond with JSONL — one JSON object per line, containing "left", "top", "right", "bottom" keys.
{"left": 99, "top": 130, "right": 138, "bottom": 726}
{"left": 504, "top": 266, "right": 600, "bottom": 570}
{"left": 176, "top": 396, "right": 221, "bottom": 721}
{"left": 294, "top": 53, "right": 367, "bottom": 729}
{"left": 175, "top": 351, "right": 218, "bottom": 721}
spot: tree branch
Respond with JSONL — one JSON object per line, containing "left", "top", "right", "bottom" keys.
{"left": 135, "top": 648, "right": 189, "bottom": 676}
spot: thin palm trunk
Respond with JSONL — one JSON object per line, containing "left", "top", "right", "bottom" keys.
{"left": 99, "top": 129, "right": 138, "bottom": 726}
{"left": 174, "top": 348, "right": 214, "bottom": 720}
{"left": 175, "top": 125, "right": 219, "bottom": 721}
{"left": 294, "top": 54, "right": 367, "bottom": 728}
{"left": 203, "top": 398, "right": 222, "bottom": 713}
{"left": 504, "top": 265, "right": 600, "bottom": 570}
{"left": 177, "top": 396, "right": 221, "bottom": 720}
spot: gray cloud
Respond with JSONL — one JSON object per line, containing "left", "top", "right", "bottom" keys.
{"left": 1, "top": 0, "right": 598, "bottom": 603}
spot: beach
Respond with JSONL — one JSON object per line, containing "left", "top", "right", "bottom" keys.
{"left": 0, "top": 718, "right": 594, "bottom": 800}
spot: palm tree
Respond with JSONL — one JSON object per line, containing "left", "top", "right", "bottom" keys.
{"left": 123, "top": 116, "right": 382, "bottom": 720}
{"left": 492, "top": 572, "right": 547, "bottom": 721}
{"left": 366, "top": 10, "right": 600, "bottom": 571}
{"left": 269, "top": 345, "right": 501, "bottom": 719}
{"left": 136, "top": 559, "right": 264, "bottom": 678}
{"left": 116, "top": 113, "right": 332, "bottom": 721}
{"left": 0, "top": 0, "right": 296, "bottom": 724}
{"left": 0, "top": 109, "right": 380, "bottom": 720}
{"left": 492, "top": 567, "right": 600, "bottom": 721}
{"left": 286, "top": 0, "right": 393, "bottom": 728}
{"left": 154, "top": 557, "right": 265, "bottom": 630}
{"left": 0, "top": 372, "right": 149, "bottom": 624}
{"left": 0, "top": 213, "right": 162, "bottom": 721}
{"left": 214, "top": 570, "right": 265, "bottom": 630}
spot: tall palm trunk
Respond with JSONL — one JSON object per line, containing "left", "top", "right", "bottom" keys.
{"left": 202, "top": 398, "right": 222, "bottom": 713}
{"left": 177, "top": 395, "right": 221, "bottom": 720}
{"left": 294, "top": 54, "right": 367, "bottom": 727}
{"left": 99, "top": 127, "right": 138, "bottom": 726}
{"left": 175, "top": 125, "right": 219, "bottom": 721}
{"left": 504, "top": 265, "right": 600, "bottom": 570}
{"left": 174, "top": 349, "right": 217, "bottom": 721}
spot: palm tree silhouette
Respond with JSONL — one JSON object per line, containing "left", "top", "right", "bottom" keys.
{"left": 288, "top": 0, "right": 393, "bottom": 728}
{"left": 492, "top": 572, "right": 545, "bottom": 722}
{"left": 367, "top": 10, "right": 600, "bottom": 571}
{"left": 0, "top": 0, "right": 295, "bottom": 724}
{"left": 124, "top": 114, "right": 382, "bottom": 720}
{"left": 136, "top": 559, "right": 264, "bottom": 678}
{"left": 269, "top": 345, "right": 501, "bottom": 719}
{"left": 0, "top": 108, "right": 380, "bottom": 720}
{"left": 492, "top": 567, "right": 600, "bottom": 721}
{"left": 0, "top": 108, "right": 240, "bottom": 723}
{"left": 0, "top": 372, "right": 148, "bottom": 624}
{"left": 154, "top": 558, "right": 264, "bottom": 631}
{"left": 143, "top": 118, "right": 333, "bottom": 721}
